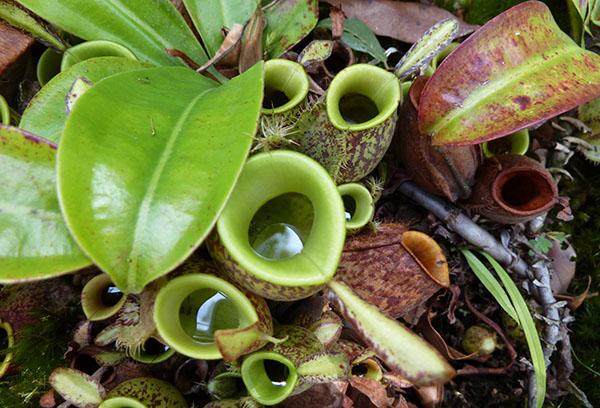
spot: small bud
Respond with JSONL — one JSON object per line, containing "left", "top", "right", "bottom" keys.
{"left": 461, "top": 324, "right": 497, "bottom": 356}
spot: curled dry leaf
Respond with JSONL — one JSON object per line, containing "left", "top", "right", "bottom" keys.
{"left": 555, "top": 276, "right": 598, "bottom": 310}
{"left": 416, "top": 384, "right": 444, "bottom": 408}
{"left": 322, "top": 0, "right": 478, "bottom": 43}
{"left": 197, "top": 23, "right": 244, "bottom": 72}
{"left": 348, "top": 376, "right": 393, "bottom": 407}
{"left": 416, "top": 304, "right": 491, "bottom": 363}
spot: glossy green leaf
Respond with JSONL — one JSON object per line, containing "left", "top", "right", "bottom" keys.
{"left": 0, "top": 0, "right": 66, "bottom": 50}
{"left": 20, "top": 57, "right": 152, "bottom": 144}
{"left": 318, "top": 18, "right": 386, "bottom": 64}
{"left": 0, "top": 125, "right": 91, "bottom": 283}
{"left": 16, "top": 0, "right": 207, "bottom": 66}
{"left": 57, "top": 63, "right": 263, "bottom": 294}
{"left": 50, "top": 367, "right": 106, "bottom": 408}
{"left": 419, "top": 1, "right": 600, "bottom": 146}
{"left": 182, "top": 0, "right": 258, "bottom": 57}
{"left": 263, "top": 0, "right": 318, "bottom": 59}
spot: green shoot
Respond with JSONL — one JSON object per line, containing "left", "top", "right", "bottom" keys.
{"left": 461, "top": 248, "right": 546, "bottom": 408}
{"left": 460, "top": 248, "right": 518, "bottom": 322}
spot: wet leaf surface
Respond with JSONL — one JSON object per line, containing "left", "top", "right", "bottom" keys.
{"left": 57, "top": 64, "right": 263, "bottom": 293}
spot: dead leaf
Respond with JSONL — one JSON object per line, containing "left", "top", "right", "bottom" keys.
{"left": 555, "top": 276, "right": 598, "bottom": 310}
{"left": 330, "top": 4, "right": 345, "bottom": 39}
{"left": 416, "top": 384, "right": 443, "bottom": 408}
{"left": 349, "top": 376, "right": 393, "bottom": 407}
{"left": 275, "top": 381, "right": 345, "bottom": 407}
{"left": 416, "top": 303, "right": 490, "bottom": 362}
{"left": 239, "top": 6, "right": 264, "bottom": 73}
{"left": 322, "top": 0, "right": 478, "bottom": 43}
{"left": 548, "top": 239, "right": 577, "bottom": 295}
{"left": 197, "top": 23, "right": 244, "bottom": 72}
{"left": 0, "top": 21, "right": 34, "bottom": 76}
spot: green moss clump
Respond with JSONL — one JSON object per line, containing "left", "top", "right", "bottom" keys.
{"left": 552, "top": 157, "right": 600, "bottom": 407}
{"left": 0, "top": 304, "right": 81, "bottom": 408}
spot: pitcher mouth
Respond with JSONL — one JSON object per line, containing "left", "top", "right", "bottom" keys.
{"left": 153, "top": 273, "right": 258, "bottom": 360}
{"left": 492, "top": 167, "right": 557, "bottom": 215}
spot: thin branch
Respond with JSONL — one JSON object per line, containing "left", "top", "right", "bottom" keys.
{"left": 396, "top": 180, "right": 529, "bottom": 277}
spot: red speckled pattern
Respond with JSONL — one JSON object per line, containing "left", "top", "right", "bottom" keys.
{"left": 419, "top": 1, "right": 600, "bottom": 146}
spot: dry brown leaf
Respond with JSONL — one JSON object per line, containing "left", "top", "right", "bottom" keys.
{"left": 330, "top": 4, "right": 345, "bottom": 39}
{"left": 322, "top": 0, "right": 478, "bottom": 43}
{"left": 197, "top": 23, "right": 244, "bottom": 72}
{"left": 548, "top": 239, "right": 577, "bottom": 295}
{"left": 0, "top": 21, "right": 34, "bottom": 76}
{"left": 349, "top": 376, "right": 393, "bottom": 407}
{"left": 239, "top": 6, "right": 264, "bottom": 73}
{"left": 416, "top": 304, "right": 490, "bottom": 362}
{"left": 555, "top": 276, "right": 598, "bottom": 310}
{"left": 275, "top": 382, "right": 345, "bottom": 408}
{"left": 416, "top": 384, "right": 444, "bottom": 408}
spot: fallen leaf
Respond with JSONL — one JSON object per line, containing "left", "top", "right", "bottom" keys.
{"left": 349, "top": 376, "right": 392, "bottom": 407}
{"left": 0, "top": 21, "right": 34, "bottom": 76}
{"left": 322, "top": 0, "right": 478, "bottom": 43}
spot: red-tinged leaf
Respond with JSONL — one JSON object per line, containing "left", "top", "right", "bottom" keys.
{"left": 419, "top": 1, "right": 600, "bottom": 146}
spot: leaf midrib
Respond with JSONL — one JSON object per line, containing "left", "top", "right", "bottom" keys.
{"left": 428, "top": 46, "right": 581, "bottom": 136}
{"left": 127, "top": 86, "right": 214, "bottom": 290}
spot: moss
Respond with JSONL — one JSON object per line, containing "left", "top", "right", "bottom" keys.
{"left": 0, "top": 304, "right": 81, "bottom": 408}
{"left": 552, "top": 157, "right": 600, "bottom": 407}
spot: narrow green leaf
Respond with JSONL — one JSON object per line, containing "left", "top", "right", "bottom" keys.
{"left": 0, "top": 125, "right": 91, "bottom": 283}
{"left": 395, "top": 18, "right": 458, "bottom": 79}
{"left": 326, "top": 279, "right": 456, "bottom": 386}
{"left": 49, "top": 367, "right": 106, "bottom": 408}
{"left": 16, "top": 0, "right": 207, "bottom": 66}
{"left": 57, "top": 63, "right": 264, "bottom": 293}
{"left": 460, "top": 248, "right": 518, "bottom": 322}
{"left": 0, "top": 0, "right": 66, "bottom": 50}
{"left": 182, "top": 0, "right": 258, "bottom": 57}
{"left": 263, "top": 0, "right": 318, "bottom": 59}
{"left": 479, "top": 251, "right": 546, "bottom": 408}
{"left": 20, "top": 57, "right": 152, "bottom": 144}
{"left": 570, "top": 0, "right": 590, "bottom": 21}
{"left": 318, "top": 18, "right": 386, "bottom": 64}
{"left": 419, "top": 1, "right": 600, "bottom": 146}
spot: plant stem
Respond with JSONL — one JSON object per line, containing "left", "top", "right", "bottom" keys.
{"left": 396, "top": 180, "right": 529, "bottom": 277}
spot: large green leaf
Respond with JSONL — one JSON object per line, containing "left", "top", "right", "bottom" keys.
{"left": 182, "top": 0, "right": 258, "bottom": 57}
{"left": 57, "top": 63, "right": 263, "bottom": 294}
{"left": 20, "top": 57, "right": 152, "bottom": 144}
{"left": 0, "top": 125, "right": 91, "bottom": 283}
{"left": 16, "top": 0, "right": 207, "bottom": 66}
{"left": 263, "top": 0, "right": 318, "bottom": 58}
{"left": 419, "top": 1, "right": 600, "bottom": 146}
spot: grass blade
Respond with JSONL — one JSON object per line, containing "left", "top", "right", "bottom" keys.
{"left": 460, "top": 248, "right": 518, "bottom": 322}
{"left": 479, "top": 250, "right": 546, "bottom": 408}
